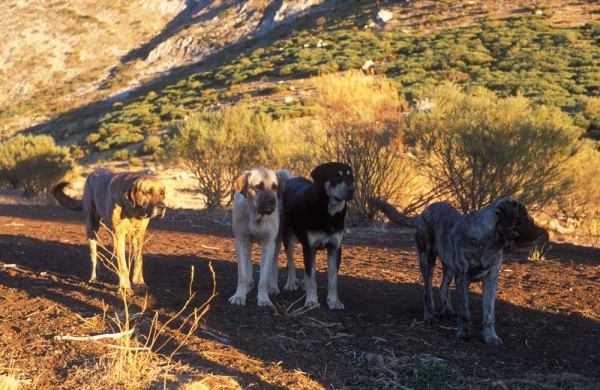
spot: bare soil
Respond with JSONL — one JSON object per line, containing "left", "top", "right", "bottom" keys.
{"left": 1, "top": 203, "right": 599, "bottom": 389}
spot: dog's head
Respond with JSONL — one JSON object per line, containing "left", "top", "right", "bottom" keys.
{"left": 126, "top": 175, "right": 167, "bottom": 218}
{"left": 311, "top": 162, "right": 355, "bottom": 202}
{"left": 234, "top": 168, "right": 284, "bottom": 216}
{"left": 494, "top": 198, "right": 546, "bottom": 245}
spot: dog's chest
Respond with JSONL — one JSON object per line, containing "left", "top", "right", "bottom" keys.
{"left": 307, "top": 230, "right": 344, "bottom": 250}
{"left": 247, "top": 216, "right": 277, "bottom": 243}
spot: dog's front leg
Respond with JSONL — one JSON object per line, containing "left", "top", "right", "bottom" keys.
{"left": 481, "top": 268, "right": 503, "bottom": 346}
{"left": 229, "top": 239, "right": 253, "bottom": 306}
{"left": 257, "top": 241, "right": 276, "bottom": 306}
{"left": 455, "top": 273, "right": 471, "bottom": 342}
{"left": 440, "top": 263, "right": 455, "bottom": 316}
{"left": 114, "top": 235, "right": 132, "bottom": 294}
{"left": 302, "top": 245, "right": 319, "bottom": 308}
{"left": 131, "top": 230, "right": 148, "bottom": 290}
{"left": 326, "top": 246, "right": 344, "bottom": 309}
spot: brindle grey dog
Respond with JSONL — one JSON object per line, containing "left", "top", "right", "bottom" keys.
{"left": 370, "top": 197, "right": 546, "bottom": 346}
{"left": 54, "top": 168, "right": 167, "bottom": 294}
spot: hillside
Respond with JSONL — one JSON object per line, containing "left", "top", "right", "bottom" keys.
{"left": 2, "top": 0, "right": 600, "bottom": 152}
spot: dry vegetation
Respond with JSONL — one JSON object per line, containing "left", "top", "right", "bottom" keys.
{"left": 2, "top": 1, "right": 600, "bottom": 388}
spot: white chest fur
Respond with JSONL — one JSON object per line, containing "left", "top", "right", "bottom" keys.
{"left": 307, "top": 230, "right": 344, "bottom": 249}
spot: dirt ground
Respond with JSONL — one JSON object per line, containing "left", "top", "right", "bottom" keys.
{"left": 0, "top": 203, "right": 599, "bottom": 389}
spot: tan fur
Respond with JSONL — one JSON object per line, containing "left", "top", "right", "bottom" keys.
{"left": 54, "top": 168, "right": 166, "bottom": 293}
{"left": 229, "top": 168, "right": 291, "bottom": 306}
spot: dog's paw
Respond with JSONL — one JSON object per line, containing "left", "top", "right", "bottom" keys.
{"left": 283, "top": 279, "right": 300, "bottom": 291}
{"left": 268, "top": 286, "right": 280, "bottom": 295}
{"left": 117, "top": 285, "right": 134, "bottom": 296}
{"left": 257, "top": 298, "right": 273, "bottom": 307}
{"left": 228, "top": 295, "right": 246, "bottom": 306}
{"left": 483, "top": 331, "right": 503, "bottom": 346}
{"left": 132, "top": 283, "right": 149, "bottom": 294}
{"left": 304, "top": 300, "right": 320, "bottom": 309}
{"left": 456, "top": 328, "right": 471, "bottom": 342}
{"left": 327, "top": 299, "right": 345, "bottom": 310}
{"left": 257, "top": 291, "right": 273, "bottom": 307}
{"left": 423, "top": 314, "right": 438, "bottom": 325}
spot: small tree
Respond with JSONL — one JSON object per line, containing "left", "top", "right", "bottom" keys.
{"left": 313, "top": 70, "right": 428, "bottom": 220}
{"left": 164, "top": 105, "right": 282, "bottom": 208}
{"left": 0, "top": 134, "right": 77, "bottom": 197}
{"left": 407, "top": 83, "right": 581, "bottom": 213}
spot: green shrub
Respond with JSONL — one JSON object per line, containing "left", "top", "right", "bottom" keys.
{"left": 129, "top": 157, "right": 143, "bottom": 167}
{"left": 164, "top": 105, "right": 283, "bottom": 208}
{"left": 113, "top": 149, "right": 129, "bottom": 160}
{"left": 0, "top": 134, "right": 77, "bottom": 197}
{"left": 407, "top": 83, "right": 581, "bottom": 213}
{"left": 141, "top": 136, "right": 164, "bottom": 157}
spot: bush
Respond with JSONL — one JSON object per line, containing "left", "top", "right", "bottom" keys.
{"left": 312, "top": 70, "right": 423, "bottom": 220}
{"left": 164, "top": 105, "right": 284, "bottom": 208}
{"left": 0, "top": 134, "right": 77, "bottom": 197}
{"left": 407, "top": 83, "right": 581, "bottom": 213}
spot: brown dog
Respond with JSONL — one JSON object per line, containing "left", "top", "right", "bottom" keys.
{"left": 54, "top": 168, "right": 166, "bottom": 293}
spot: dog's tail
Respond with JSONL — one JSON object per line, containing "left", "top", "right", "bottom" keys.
{"left": 276, "top": 169, "right": 293, "bottom": 183}
{"left": 53, "top": 182, "right": 83, "bottom": 212}
{"left": 368, "top": 197, "right": 418, "bottom": 227}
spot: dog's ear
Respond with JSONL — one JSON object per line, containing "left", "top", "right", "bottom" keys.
{"left": 517, "top": 201, "right": 528, "bottom": 218}
{"left": 277, "top": 176, "right": 285, "bottom": 198}
{"left": 234, "top": 171, "right": 249, "bottom": 198}
{"left": 310, "top": 164, "right": 328, "bottom": 185}
{"left": 125, "top": 181, "right": 138, "bottom": 207}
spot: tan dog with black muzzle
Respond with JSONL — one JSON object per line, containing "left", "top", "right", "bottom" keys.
{"left": 54, "top": 168, "right": 167, "bottom": 294}
{"left": 229, "top": 167, "right": 291, "bottom": 306}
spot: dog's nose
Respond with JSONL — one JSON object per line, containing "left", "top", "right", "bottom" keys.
{"left": 346, "top": 186, "right": 355, "bottom": 199}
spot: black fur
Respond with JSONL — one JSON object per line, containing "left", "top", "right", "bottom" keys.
{"left": 281, "top": 162, "right": 354, "bottom": 309}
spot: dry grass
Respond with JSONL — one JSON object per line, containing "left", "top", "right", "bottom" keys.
{"left": 527, "top": 244, "right": 550, "bottom": 262}
{"left": 55, "top": 228, "right": 228, "bottom": 390}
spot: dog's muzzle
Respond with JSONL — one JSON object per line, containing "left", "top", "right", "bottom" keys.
{"left": 148, "top": 203, "right": 167, "bottom": 218}
{"left": 337, "top": 186, "right": 355, "bottom": 201}
{"left": 257, "top": 197, "right": 277, "bottom": 215}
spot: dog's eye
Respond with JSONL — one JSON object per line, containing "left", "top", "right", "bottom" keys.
{"left": 255, "top": 182, "right": 264, "bottom": 190}
{"left": 272, "top": 183, "right": 278, "bottom": 191}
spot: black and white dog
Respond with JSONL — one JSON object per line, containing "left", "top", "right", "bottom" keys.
{"left": 281, "top": 162, "right": 355, "bottom": 309}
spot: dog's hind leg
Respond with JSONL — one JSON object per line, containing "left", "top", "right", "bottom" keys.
{"left": 89, "top": 238, "right": 99, "bottom": 282}
{"left": 268, "top": 236, "right": 282, "bottom": 295}
{"left": 440, "top": 263, "right": 455, "bottom": 317}
{"left": 229, "top": 239, "right": 252, "bottom": 306}
{"left": 481, "top": 266, "right": 503, "bottom": 346}
{"left": 417, "top": 233, "right": 437, "bottom": 324}
{"left": 283, "top": 232, "right": 300, "bottom": 291}
{"left": 85, "top": 212, "right": 101, "bottom": 283}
